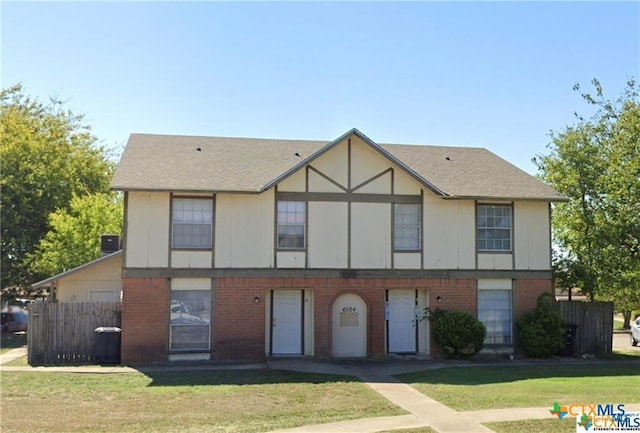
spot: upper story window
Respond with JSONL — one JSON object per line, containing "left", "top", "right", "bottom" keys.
{"left": 277, "top": 201, "right": 305, "bottom": 249}
{"left": 394, "top": 204, "right": 421, "bottom": 251}
{"left": 477, "top": 204, "right": 512, "bottom": 252}
{"left": 172, "top": 198, "right": 213, "bottom": 249}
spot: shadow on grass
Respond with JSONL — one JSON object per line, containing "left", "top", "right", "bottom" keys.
{"left": 396, "top": 363, "right": 639, "bottom": 386}
{"left": 0, "top": 331, "right": 27, "bottom": 351}
{"left": 607, "top": 351, "right": 640, "bottom": 360}
{"left": 144, "top": 368, "right": 360, "bottom": 387}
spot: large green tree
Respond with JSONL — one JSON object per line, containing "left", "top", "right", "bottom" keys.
{"left": 1, "top": 84, "right": 114, "bottom": 295}
{"left": 27, "top": 193, "right": 123, "bottom": 278}
{"left": 535, "top": 78, "right": 640, "bottom": 326}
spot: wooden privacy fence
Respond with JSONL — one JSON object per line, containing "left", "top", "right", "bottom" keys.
{"left": 28, "top": 302, "right": 122, "bottom": 365}
{"left": 558, "top": 301, "right": 613, "bottom": 356}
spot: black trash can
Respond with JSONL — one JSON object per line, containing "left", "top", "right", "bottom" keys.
{"left": 561, "top": 324, "right": 578, "bottom": 356}
{"left": 94, "top": 327, "right": 121, "bottom": 364}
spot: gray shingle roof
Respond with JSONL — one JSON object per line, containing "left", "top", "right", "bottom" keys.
{"left": 110, "top": 129, "right": 566, "bottom": 201}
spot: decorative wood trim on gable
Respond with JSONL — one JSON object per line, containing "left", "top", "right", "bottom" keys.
{"left": 276, "top": 191, "right": 421, "bottom": 204}
{"left": 261, "top": 129, "right": 447, "bottom": 197}
{"left": 351, "top": 168, "right": 393, "bottom": 193}
{"left": 308, "top": 166, "right": 348, "bottom": 192}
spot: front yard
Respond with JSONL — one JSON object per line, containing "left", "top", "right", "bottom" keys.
{"left": 1, "top": 362, "right": 638, "bottom": 433}
{"left": 397, "top": 364, "right": 639, "bottom": 411}
{"left": 397, "top": 363, "right": 639, "bottom": 433}
{"left": 0, "top": 369, "right": 403, "bottom": 433}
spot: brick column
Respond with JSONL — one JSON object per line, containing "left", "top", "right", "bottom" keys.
{"left": 121, "top": 278, "right": 169, "bottom": 363}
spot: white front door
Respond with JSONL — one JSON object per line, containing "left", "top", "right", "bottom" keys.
{"left": 332, "top": 293, "right": 367, "bottom": 357}
{"left": 271, "top": 290, "right": 303, "bottom": 355}
{"left": 387, "top": 289, "right": 417, "bottom": 353}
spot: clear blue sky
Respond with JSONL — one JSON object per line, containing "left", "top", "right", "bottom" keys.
{"left": 3, "top": 1, "right": 639, "bottom": 175}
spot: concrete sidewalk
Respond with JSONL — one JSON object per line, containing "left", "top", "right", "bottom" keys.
{"left": 266, "top": 359, "right": 495, "bottom": 433}
{"left": 0, "top": 346, "right": 27, "bottom": 365}
{"left": 363, "top": 376, "right": 494, "bottom": 433}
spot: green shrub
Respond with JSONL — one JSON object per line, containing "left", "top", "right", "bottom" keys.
{"left": 517, "top": 292, "right": 566, "bottom": 358}
{"left": 431, "top": 309, "right": 486, "bottom": 359}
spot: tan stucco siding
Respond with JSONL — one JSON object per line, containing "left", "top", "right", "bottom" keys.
{"left": 308, "top": 202, "right": 348, "bottom": 268}
{"left": 351, "top": 203, "right": 391, "bottom": 268}
{"left": 278, "top": 169, "right": 306, "bottom": 192}
{"left": 308, "top": 170, "right": 345, "bottom": 193}
{"left": 394, "top": 170, "right": 422, "bottom": 195}
{"left": 350, "top": 137, "right": 393, "bottom": 189}
{"left": 423, "top": 193, "right": 475, "bottom": 269}
{"left": 393, "top": 253, "right": 421, "bottom": 269}
{"left": 478, "top": 253, "right": 514, "bottom": 270}
{"left": 126, "top": 192, "right": 169, "bottom": 268}
{"left": 514, "top": 202, "right": 551, "bottom": 270}
{"left": 277, "top": 251, "right": 306, "bottom": 268}
{"left": 354, "top": 172, "right": 392, "bottom": 194}
{"left": 56, "top": 255, "right": 122, "bottom": 302}
{"left": 171, "top": 251, "right": 212, "bottom": 268}
{"left": 215, "top": 192, "right": 274, "bottom": 268}
{"left": 308, "top": 139, "right": 349, "bottom": 188}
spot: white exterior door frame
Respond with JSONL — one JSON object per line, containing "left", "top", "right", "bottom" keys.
{"left": 386, "top": 289, "right": 418, "bottom": 354}
{"left": 270, "top": 289, "right": 304, "bottom": 355}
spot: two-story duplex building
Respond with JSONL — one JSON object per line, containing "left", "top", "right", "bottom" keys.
{"left": 110, "top": 128, "right": 566, "bottom": 363}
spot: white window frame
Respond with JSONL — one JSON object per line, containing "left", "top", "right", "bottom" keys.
{"left": 172, "top": 197, "right": 213, "bottom": 249}
{"left": 477, "top": 204, "right": 512, "bottom": 252}
{"left": 477, "top": 280, "right": 512, "bottom": 346}
{"left": 394, "top": 203, "right": 421, "bottom": 251}
{"left": 277, "top": 201, "right": 306, "bottom": 250}
{"left": 170, "top": 279, "right": 211, "bottom": 352}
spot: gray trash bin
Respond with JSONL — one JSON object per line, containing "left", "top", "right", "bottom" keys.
{"left": 94, "top": 327, "right": 121, "bottom": 364}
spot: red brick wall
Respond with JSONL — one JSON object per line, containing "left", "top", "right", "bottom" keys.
{"left": 214, "top": 277, "right": 477, "bottom": 361}
{"left": 121, "top": 278, "right": 169, "bottom": 363}
{"left": 514, "top": 279, "right": 553, "bottom": 320}
{"left": 213, "top": 280, "right": 265, "bottom": 361}
{"left": 121, "top": 276, "right": 551, "bottom": 363}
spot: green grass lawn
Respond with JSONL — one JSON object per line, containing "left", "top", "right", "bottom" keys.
{"left": 0, "top": 369, "right": 404, "bottom": 433}
{"left": 486, "top": 419, "right": 575, "bottom": 433}
{"left": 397, "top": 364, "right": 639, "bottom": 411}
{"left": 378, "top": 423, "right": 575, "bottom": 433}
{"left": 614, "top": 314, "right": 625, "bottom": 330}
{"left": 0, "top": 332, "right": 27, "bottom": 355}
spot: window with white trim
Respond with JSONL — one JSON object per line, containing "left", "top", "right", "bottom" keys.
{"left": 394, "top": 204, "right": 421, "bottom": 251}
{"left": 172, "top": 198, "right": 213, "bottom": 249}
{"left": 170, "top": 282, "right": 211, "bottom": 351}
{"left": 477, "top": 204, "right": 512, "bottom": 252}
{"left": 478, "top": 283, "right": 512, "bottom": 345}
{"left": 277, "top": 201, "right": 305, "bottom": 249}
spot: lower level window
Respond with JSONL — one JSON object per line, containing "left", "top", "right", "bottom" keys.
{"left": 170, "top": 288, "right": 211, "bottom": 351}
{"left": 478, "top": 288, "right": 512, "bottom": 345}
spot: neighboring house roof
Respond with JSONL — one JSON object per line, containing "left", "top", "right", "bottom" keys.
{"left": 111, "top": 128, "right": 567, "bottom": 201}
{"left": 31, "top": 251, "right": 123, "bottom": 289}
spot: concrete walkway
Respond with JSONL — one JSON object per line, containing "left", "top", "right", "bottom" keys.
{"left": 268, "top": 359, "right": 496, "bottom": 432}
{"left": 0, "top": 346, "right": 27, "bottom": 365}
